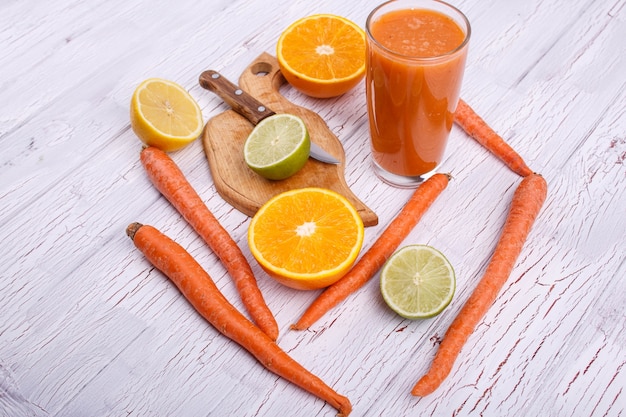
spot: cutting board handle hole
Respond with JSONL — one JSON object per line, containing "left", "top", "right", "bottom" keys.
{"left": 250, "top": 62, "right": 273, "bottom": 77}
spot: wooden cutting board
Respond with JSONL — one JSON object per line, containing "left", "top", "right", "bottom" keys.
{"left": 201, "top": 52, "right": 378, "bottom": 226}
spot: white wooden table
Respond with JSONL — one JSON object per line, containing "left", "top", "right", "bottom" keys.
{"left": 1, "top": 0, "right": 624, "bottom": 416}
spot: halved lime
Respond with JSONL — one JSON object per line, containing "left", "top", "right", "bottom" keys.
{"left": 243, "top": 113, "right": 310, "bottom": 180}
{"left": 380, "top": 245, "right": 455, "bottom": 319}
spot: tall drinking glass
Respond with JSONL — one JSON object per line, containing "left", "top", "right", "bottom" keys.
{"left": 365, "top": 0, "right": 471, "bottom": 187}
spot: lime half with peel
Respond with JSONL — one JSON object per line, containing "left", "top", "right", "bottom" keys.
{"left": 244, "top": 113, "right": 310, "bottom": 180}
{"left": 380, "top": 245, "right": 456, "bottom": 319}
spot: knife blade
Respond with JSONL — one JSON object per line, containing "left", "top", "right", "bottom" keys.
{"left": 199, "top": 70, "right": 340, "bottom": 164}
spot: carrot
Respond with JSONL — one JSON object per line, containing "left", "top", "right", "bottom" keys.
{"left": 126, "top": 223, "right": 352, "bottom": 416}
{"left": 292, "top": 173, "right": 450, "bottom": 330}
{"left": 140, "top": 146, "right": 279, "bottom": 340}
{"left": 454, "top": 98, "right": 533, "bottom": 177}
{"left": 412, "top": 173, "right": 547, "bottom": 396}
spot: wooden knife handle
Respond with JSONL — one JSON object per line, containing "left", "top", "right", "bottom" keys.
{"left": 199, "top": 70, "right": 275, "bottom": 125}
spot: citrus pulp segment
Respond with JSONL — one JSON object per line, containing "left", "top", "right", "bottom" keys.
{"left": 380, "top": 245, "right": 455, "bottom": 319}
{"left": 277, "top": 14, "right": 366, "bottom": 98}
{"left": 130, "top": 78, "right": 204, "bottom": 152}
{"left": 244, "top": 114, "right": 311, "bottom": 180}
{"left": 248, "top": 188, "right": 364, "bottom": 290}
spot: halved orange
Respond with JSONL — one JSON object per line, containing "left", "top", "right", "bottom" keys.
{"left": 276, "top": 14, "right": 366, "bottom": 98}
{"left": 248, "top": 188, "right": 364, "bottom": 290}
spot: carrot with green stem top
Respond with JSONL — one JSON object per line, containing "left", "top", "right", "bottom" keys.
{"left": 455, "top": 99, "right": 533, "bottom": 177}
{"left": 412, "top": 173, "right": 547, "bottom": 396}
{"left": 126, "top": 223, "right": 352, "bottom": 416}
{"left": 292, "top": 173, "right": 450, "bottom": 330}
{"left": 140, "top": 146, "right": 279, "bottom": 340}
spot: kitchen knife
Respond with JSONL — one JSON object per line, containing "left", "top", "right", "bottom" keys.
{"left": 199, "top": 70, "right": 340, "bottom": 164}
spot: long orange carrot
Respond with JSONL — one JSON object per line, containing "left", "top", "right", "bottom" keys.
{"left": 412, "top": 173, "right": 547, "bottom": 396}
{"left": 126, "top": 223, "right": 351, "bottom": 416}
{"left": 455, "top": 98, "right": 533, "bottom": 177}
{"left": 140, "top": 146, "right": 279, "bottom": 340}
{"left": 292, "top": 173, "right": 450, "bottom": 330}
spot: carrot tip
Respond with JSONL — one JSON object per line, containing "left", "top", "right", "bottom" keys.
{"left": 126, "top": 222, "right": 143, "bottom": 240}
{"left": 411, "top": 379, "right": 436, "bottom": 397}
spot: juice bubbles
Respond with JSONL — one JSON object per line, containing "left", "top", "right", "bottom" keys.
{"left": 366, "top": 0, "right": 470, "bottom": 187}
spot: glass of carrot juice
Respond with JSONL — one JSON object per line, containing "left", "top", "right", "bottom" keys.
{"left": 365, "top": 0, "right": 471, "bottom": 187}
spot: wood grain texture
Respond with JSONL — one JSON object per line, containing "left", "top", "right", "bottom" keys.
{"left": 0, "top": 0, "right": 624, "bottom": 416}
